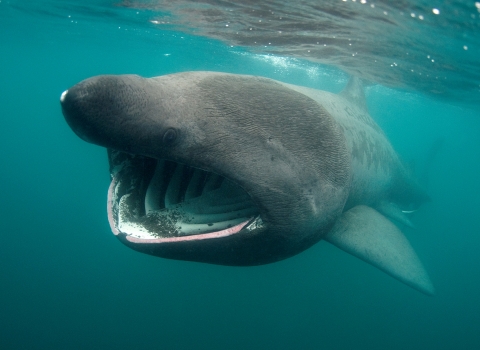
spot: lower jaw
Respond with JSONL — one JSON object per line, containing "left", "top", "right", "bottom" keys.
{"left": 113, "top": 215, "right": 254, "bottom": 244}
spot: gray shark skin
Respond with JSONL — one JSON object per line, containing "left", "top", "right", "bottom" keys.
{"left": 60, "top": 72, "right": 434, "bottom": 295}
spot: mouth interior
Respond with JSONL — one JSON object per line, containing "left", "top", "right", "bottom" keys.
{"left": 108, "top": 151, "right": 259, "bottom": 240}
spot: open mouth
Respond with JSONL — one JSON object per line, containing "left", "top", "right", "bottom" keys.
{"left": 107, "top": 150, "right": 261, "bottom": 242}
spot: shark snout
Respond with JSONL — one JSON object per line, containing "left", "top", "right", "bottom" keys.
{"left": 60, "top": 75, "right": 170, "bottom": 156}
{"left": 60, "top": 81, "right": 101, "bottom": 145}
{"left": 60, "top": 90, "right": 68, "bottom": 103}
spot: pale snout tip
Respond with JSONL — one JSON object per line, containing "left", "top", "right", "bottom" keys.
{"left": 60, "top": 90, "right": 68, "bottom": 103}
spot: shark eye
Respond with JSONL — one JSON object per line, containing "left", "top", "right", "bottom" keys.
{"left": 163, "top": 128, "right": 177, "bottom": 145}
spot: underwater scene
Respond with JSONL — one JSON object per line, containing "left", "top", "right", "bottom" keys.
{"left": 1, "top": 0, "right": 480, "bottom": 349}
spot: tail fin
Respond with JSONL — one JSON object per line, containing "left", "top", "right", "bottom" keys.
{"left": 420, "top": 137, "right": 444, "bottom": 190}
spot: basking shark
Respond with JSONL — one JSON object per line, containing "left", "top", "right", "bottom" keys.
{"left": 60, "top": 72, "right": 434, "bottom": 295}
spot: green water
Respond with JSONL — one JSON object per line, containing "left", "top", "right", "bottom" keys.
{"left": 1, "top": 2, "right": 480, "bottom": 349}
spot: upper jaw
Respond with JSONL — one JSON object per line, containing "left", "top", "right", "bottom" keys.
{"left": 106, "top": 149, "right": 262, "bottom": 243}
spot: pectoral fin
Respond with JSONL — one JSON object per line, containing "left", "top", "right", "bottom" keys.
{"left": 324, "top": 205, "right": 434, "bottom": 295}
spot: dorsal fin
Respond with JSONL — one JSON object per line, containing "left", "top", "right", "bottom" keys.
{"left": 339, "top": 76, "right": 367, "bottom": 110}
